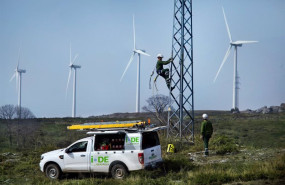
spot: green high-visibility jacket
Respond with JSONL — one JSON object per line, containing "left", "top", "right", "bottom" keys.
{"left": 156, "top": 59, "right": 171, "bottom": 71}
{"left": 201, "top": 120, "right": 213, "bottom": 137}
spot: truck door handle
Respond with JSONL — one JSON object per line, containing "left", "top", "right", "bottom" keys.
{"left": 151, "top": 149, "right": 154, "bottom": 152}
{"left": 80, "top": 155, "right": 86, "bottom": 157}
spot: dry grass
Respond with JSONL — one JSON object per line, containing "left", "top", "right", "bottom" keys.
{"left": 0, "top": 112, "right": 285, "bottom": 184}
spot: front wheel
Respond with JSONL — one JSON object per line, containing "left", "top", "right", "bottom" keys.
{"left": 111, "top": 163, "right": 128, "bottom": 179}
{"left": 45, "top": 163, "right": 61, "bottom": 180}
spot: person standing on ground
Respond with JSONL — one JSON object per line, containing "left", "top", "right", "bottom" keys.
{"left": 201, "top": 113, "right": 213, "bottom": 156}
{"left": 156, "top": 54, "right": 174, "bottom": 90}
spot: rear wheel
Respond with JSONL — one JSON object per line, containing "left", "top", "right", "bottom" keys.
{"left": 111, "top": 163, "right": 128, "bottom": 179}
{"left": 45, "top": 163, "right": 61, "bottom": 180}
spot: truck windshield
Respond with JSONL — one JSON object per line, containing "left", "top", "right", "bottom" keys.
{"left": 142, "top": 132, "right": 160, "bottom": 149}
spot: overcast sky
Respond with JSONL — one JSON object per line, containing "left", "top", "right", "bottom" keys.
{"left": 0, "top": 0, "right": 284, "bottom": 118}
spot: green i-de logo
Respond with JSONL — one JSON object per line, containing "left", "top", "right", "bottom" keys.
{"left": 125, "top": 136, "right": 140, "bottom": 144}
{"left": 131, "top": 137, "right": 139, "bottom": 143}
{"left": 91, "top": 156, "right": 109, "bottom": 165}
{"left": 98, "top": 156, "right": 109, "bottom": 163}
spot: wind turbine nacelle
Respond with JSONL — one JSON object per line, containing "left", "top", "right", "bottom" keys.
{"left": 70, "top": 64, "right": 81, "bottom": 69}
{"left": 230, "top": 42, "right": 242, "bottom": 47}
{"left": 18, "top": 69, "right": 26, "bottom": 73}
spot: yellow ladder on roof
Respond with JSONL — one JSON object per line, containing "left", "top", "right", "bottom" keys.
{"left": 67, "top": 120, "right": 146, "bottom": 130}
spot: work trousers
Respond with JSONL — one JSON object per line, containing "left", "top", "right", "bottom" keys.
{"left": 203, "top": 136, "right": 211, "bottom": 155}
{"left": 157, "top": 69, "right": 170, "bottom": 88}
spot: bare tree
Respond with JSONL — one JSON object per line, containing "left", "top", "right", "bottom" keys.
{"left": 0, "top": 104, "right": 35, "bottom": 119}
{"left": 16, "top": 106, "right": 36, "bottom": 119}
{"left": 0, "top": 105, "right": 16, "bottom": 147}
{"left": 0, "top": 104, "right": 16, "bottom": 119}
{"left": 142, "top": 94, "right": 173, "bottom": 126}
{"left": 0, "top": 104, "right": 35, "bottom": 147}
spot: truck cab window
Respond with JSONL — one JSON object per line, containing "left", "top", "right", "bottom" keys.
{"left": 95, "top": 133, "right": 126, "bottom": 151}
{"left": 68, "top": 141, "right": 88, "bottom": 153}
{"left": 142, "top": 132, "right": 160, "bottom": 149}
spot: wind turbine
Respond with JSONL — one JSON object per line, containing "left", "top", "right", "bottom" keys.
{"left": 10, "top": 49, "right": 26, "bottom": 119}
{"left": 120, "top": 15, "right": 150, "bottom": 113}
{"left": 214, "top": 7, "right": 258, "bottom": 111}
{"left": 66, "top": 44, "right": 81, "bottom": 118}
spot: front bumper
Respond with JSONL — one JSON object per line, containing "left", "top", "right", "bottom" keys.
{"left": 39, "top": 160, "right": 45, "bottom": 172}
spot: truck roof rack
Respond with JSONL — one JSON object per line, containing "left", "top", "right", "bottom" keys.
{"left": 67, "top": 120, "right": 146, "bottom": 130}
{"left": 86, "top": 126, "right": 167, "bottom": 135}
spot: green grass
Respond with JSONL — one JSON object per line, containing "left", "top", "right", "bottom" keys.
{"left": 1, "top": 149, "right": 284, "bottom": 185}
{"left": 188, "top": 154, "right": 285, "bottom": 185}
{"left": 0, "top": 112, "right": 285, "bottom": 184}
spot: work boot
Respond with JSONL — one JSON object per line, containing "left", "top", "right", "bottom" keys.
{"left": 165, "top": 71, "right": 169, "bottom": 76}
{"left": 167, "top": 84, "right": 175, "bottom": 91}
{"left": 166, "top": 78, "right": 173, "bottom": 90}
{"left": 204, "top": 148, "right": 209, "bottom": 156}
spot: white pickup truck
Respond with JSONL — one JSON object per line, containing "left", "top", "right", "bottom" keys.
{"left": 39, "top": 127, "right": 165, "bottom": 179}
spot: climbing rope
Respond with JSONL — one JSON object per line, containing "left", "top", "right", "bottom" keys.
{"left": 153, "top": 74, "right": 159, "bottom": 94}
{"left": 149, "top": 67, "right": 159, "bottom": 95}
{"left": 149, "top": 70, "right": 154, "bottom": 90}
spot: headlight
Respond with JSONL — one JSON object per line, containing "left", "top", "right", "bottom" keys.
{"left": 41, "top": 155, "right": 44, "bottom": 160}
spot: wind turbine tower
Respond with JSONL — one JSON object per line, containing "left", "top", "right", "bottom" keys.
{"left": 120, "top": 15, "right": 150, "bottom": 113}
{"left": 214, "top": 7, "right": 258, "bottom": 111}
{"left": 66, "top": 44, "right": 81, "bottom": 117}
{"left": 10, "top": 51, "right": 26, "bottom": 119}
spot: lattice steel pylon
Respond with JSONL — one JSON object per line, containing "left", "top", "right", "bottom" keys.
{"left": 167, "top": 0, "right": 194, "bottom": 142}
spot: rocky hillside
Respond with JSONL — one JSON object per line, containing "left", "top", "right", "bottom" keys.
{"left": 243, "top": 103, "right": 285, "bottom": 114}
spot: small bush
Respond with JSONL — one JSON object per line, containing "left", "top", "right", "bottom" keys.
{"left": 163, "top": 155, "right": 196, "bottom": 172}
{"left": 211, "top": 135, "right": 239, "bottom": 155}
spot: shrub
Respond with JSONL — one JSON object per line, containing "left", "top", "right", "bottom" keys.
{"left": 211, "top": 135, "right": 239, "bottom": 155}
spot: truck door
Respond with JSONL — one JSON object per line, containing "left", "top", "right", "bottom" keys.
{"left": 90, "top": 133, "right": 126, "bottom": 173}
{"left": 64, "top": 140, "right": 89, "bottom": 172}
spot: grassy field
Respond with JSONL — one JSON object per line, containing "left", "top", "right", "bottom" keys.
{"left": 0, "top": 112, "right": 285, "bottom": 185}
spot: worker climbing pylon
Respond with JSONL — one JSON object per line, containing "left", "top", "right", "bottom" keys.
{"left": 156, "top": 54, "right": 174, "bottom": 90}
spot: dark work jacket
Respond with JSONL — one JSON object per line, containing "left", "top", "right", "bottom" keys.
{"left": 201, "top": 120, "right": 213, "bottom": 138}
{"left": 156, "top": 59, "right": 171, "bottom": 71}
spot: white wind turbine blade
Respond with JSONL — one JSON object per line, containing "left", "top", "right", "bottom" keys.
{"left": 135, "top": 49, "right": 151, "bottom": 56}
{"left": 222, "top": 6, "right": 232, "bottom": 42}
{"left": 120, "top": 53, "right": 135, "bottom": 82}
{"left": 10, "top": 72, "right": 16, "bottom": 82}
{"left": 133, "top": 15, "right": 136, "bottom": 49}
{"left": 69, "top": 43, "right": 72, "bottom": 65}
{"left": 234, "top": 41, "right": 258, "bottom": 45}
{"left": 67, "top": 43, "right": 72, "bottom": 96}
{"left": 12, "top": 48, "right": 21, "bottom": 91}
{"left": 214, "top": 45, "right": 232, "bottom": 82}
{"left": 17, "top": 51, "right": 20, "bottom": 70}
{"left": 66, "top": 68, "right": 72, "bottom": 97}
{"left": 72, "top": 54, "right": 79, "bottom": 65}
{"left": 16, "top": 71, "right": 19, "bottom": 92}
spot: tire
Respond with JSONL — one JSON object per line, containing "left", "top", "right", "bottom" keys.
{"left": 45, "top": 163, "right": 61, "bottom": 180}
{"left": 110, "top": 163, "right": 128, "bottom": 179}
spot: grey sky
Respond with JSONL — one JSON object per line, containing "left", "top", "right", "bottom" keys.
{"left": 0, "top": 0, "right": 284, "bottom": 117}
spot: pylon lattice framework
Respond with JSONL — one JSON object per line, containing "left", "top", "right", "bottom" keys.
{"left": 167, "top": 0, "right": 194, "bottom": 141}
